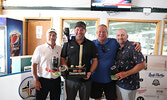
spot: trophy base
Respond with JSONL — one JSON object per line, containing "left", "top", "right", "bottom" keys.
{"left": 68, "top": 68, "right": 87, "bottom": 78}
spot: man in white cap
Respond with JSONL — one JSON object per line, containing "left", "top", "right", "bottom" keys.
{"left": 31, "top": 28, "right": 62, "bottom": 100}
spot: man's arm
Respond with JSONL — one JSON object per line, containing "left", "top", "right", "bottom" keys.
{"left": 90, "top": 58, "right": 98, "bottom": 73}
{"left": 32, "top": 63, "right": 41, "bottom": 90}
{"left": 84, "top": 58, "right": 98, "bottom": 80}
{"left": 115, "top": 61, "right": 146, "bottom": 80}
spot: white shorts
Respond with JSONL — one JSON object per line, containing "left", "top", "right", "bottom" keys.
{"left": 116, "top": 85, "right": 136, "bottom": 100}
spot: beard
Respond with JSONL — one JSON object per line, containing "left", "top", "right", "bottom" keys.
{"left": 117, "top": 39, "right": 126, "bottom": 45}
{"left": 76, "top": 33, "right": 84, "bottom": 40}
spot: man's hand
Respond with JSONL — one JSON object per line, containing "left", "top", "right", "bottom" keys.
{"left": 115, "top": 71, "right": 128, "bottom": 80}
{"left": 134, "top": 42, "right": 141, "bottom": 52}
{"left": 84, "top": 72, "right": 92, "bottom": 80}
{"left": 34, "top": 80, "right": 42, "bottom": 90}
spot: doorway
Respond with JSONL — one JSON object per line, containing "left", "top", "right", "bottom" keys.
{"left": 24, "top": 17, "right": 53, "bottom": 55}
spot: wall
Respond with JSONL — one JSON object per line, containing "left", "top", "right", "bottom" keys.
{"left": 0, "top": 71, "right": 35, "bottom": 100}
{"left": 132, "top": 0, "right": 167, "bottom": 8}
{"left": 3, "top": 0, "right": 167, "bottom": 8}
{"left": 2, "top": 0, "right": 167, "bottom": 55}
{"left": 2, "top": 10, "right": 167, "bottom": 55}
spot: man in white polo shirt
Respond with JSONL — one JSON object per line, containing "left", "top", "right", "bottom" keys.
{"left": 31, "top": 28, "right": 62, "bottom": 100}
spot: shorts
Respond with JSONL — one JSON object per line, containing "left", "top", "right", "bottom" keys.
{"left": 90, "top": 81, "right": 117, "bottom": 100}
{"left": 116, "top": 85, "right": 136, "bottom": 100}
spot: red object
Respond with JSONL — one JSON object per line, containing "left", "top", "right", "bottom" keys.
{"left": 12, "top": 35, "right": 18, "bottom": 43}
{"left": 78, "top": 69, "right": 82, "bottom": 72}
{"left": 45, "top": 68, "right": 59, "bottom": 73}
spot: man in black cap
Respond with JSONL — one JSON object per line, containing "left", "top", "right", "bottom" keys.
{"left": 61, "top": 21, "right": 98, "bottom": 100}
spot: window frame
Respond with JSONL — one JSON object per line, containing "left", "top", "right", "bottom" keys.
{"left": 59, "top": 17, "right": 99, "bottom": 46}
{"left": 107, "top": 19, "right": 161, "bottom": 55}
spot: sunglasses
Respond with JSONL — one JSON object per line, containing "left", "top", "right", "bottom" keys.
{"left": 101, "top": 44, "right": 106, "bottom": 53}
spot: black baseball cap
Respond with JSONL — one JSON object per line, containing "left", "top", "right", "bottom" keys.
{"left": 75, "top": 21, "right": 86, "bottom": 29}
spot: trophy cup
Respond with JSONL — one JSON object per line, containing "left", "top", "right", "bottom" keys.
{"left": 110, "top": 65, "right": 119, "bottom": 80}
{"left": 68, "top": 45, "right": 87, "bottom": 78}
{"left": 52, "top": 56, "right": 59, "bottom": 71}
{"left": 48, "top": 56, "right": 61, "bottom": 76}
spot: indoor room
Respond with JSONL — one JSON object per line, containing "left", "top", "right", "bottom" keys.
{"left": 0, "top": 0, "right": 167, "bottom": 100}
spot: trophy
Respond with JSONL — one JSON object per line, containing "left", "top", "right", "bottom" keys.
{"left": 59, "top": 65, "right": 68, "bottom": 79}
{"left": 68, "top": 45, "right": 87, "bottom": 78}
{"left": 110, "top": 65, "right": 119, "bottom": 80}
{"left": 45, "top": 56, "right": 61, "bottom": 77}
{"left": 52, "top": 56, "right": 59, "bottom": 71}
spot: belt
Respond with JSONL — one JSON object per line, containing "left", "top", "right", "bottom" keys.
{"left": 40, "top": 77, "right": 57, "bottom": 80}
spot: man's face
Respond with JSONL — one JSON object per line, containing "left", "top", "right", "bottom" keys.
{"left": 97, "top": 26, "right": 108, "bottom": 42}
{"left": 116, "top": 30, "right": 128, "bottom": 45}
{"left": 74, "top": 27, "right": 86, "bottom": 40}
{"left": 46, "top": 31, "right": 57, "bottom": 45}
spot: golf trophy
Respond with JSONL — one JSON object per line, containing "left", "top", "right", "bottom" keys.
{"left": 50, "top": 56, "right": 61, "bottom": 76}
{"left": 59, "top": 65, "right": 68, "bottom": 79}
{"left": 68, "top": 45, "right": 87, "bottom": 78}
{"left": 110, "top": 65, "right": 119, "bottom": 80}
{"left": 52, "top": 56, "right": 59, "bottom": 71}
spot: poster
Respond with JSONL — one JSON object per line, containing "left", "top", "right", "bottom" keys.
{"left": 7, "top": 18, "right": 23, "bottom": 73}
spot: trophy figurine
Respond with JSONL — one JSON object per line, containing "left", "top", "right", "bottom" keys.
{"left": 68, "top": 45, "right": 87, "bottom": 78}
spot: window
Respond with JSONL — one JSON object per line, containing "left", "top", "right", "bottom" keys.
{"left": 0, "top": 27, "right": 6, "bottom": 74}
{"left": 107, "top": 19, "right": 161, "bottom": 55}
{"left": 60, "top": 17, "right": 99, "bottom": 46}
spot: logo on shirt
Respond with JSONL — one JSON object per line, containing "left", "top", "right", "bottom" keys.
{"left": 107, "top": 47, "right": 111, "bottom": 51}
{"left": 18, "top": 76, "right": 36, "bottom": 99}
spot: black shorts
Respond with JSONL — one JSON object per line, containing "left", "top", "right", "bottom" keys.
{"left": 90, "top": 81, "right": 117, "bottom": 100}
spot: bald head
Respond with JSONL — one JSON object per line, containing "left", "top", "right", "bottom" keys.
{"left": 116, "top": 29, "right": 128, "bottom": 45}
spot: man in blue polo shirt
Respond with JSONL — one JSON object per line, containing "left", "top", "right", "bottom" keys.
{"left": 90, "top": 25, "right": 141, "bottom": 100}
{"left": 90, "top": 24, "right": 119, "bottom": 100}
{"left": 115, "top": 29, "right": 146, "bottom": 100}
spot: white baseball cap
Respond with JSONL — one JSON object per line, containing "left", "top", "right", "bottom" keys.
{"left": 46, "top": 28, "right": 57, "bottom": 35}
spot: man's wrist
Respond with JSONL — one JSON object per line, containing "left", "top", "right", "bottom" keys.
{"left": 89, "top": 71, "right": 93, "bottom": 75}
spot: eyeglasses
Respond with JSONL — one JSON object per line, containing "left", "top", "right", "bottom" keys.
{"left": 101, "top": 44, "right": 106, "bottom": 53}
